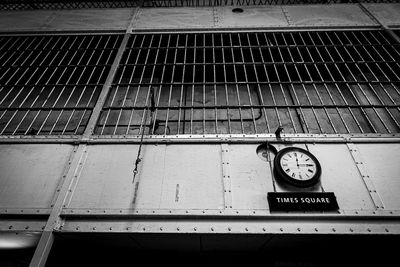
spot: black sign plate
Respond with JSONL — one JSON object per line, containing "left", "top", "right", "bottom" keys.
{"left": 267, "top": 192, "right": 339, "bottom": 212}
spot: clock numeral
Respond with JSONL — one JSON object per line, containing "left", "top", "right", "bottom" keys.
{"left": 291, "top": 173, "right": 296, "bottom": 178}
{"left": 285, "top": 168, "right": 290, "bottom": 173}
{"left": 308, "top": 169, "right": 314, "bottom": 173}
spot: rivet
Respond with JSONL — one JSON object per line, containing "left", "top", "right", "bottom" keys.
{"left": 194, "top": 227, "right": 197, "bottom": 231}
{"left": 385, "top": 228, "right": 389, "bottom": 232}
{"left": 211, "top": 227, "right": 214, "bottom": 231}
{"left": 160, "top": 227, "right": 163, "bottom": 231}
{"left": 92, "top": 227, "right": 96, "bottom": 230}
{"left": 297, "top": 228, "right": 301, "bottom": 232}
{"left": 76, "top": 227, "right": 79, "bottom": 230}
{"left": 228, "top": 227, "right": 231, "bottom": 231}
{"left": 177, "top": 227, "right": 180, "bottom": 231}
{"left": 143, "top": 227, "right": 146, "bottom": 231}
{"left": 280, "top": 228, "right": 283, "bottom": 232}
{"left": 262, "top": 228, "right": 266, "bottom": 232}
{"left": 245, "top": 228, "right": 249, "bottom": 231}
{"left": 186, "top": 211, "right": 189, "bottom": 214}
{"left": 332, "top": 228, "right": 336, "bottom": 232}
{"left": 109, "top": 227, "right": 112, "bottom": 230}
{"left": 314, "top": 228, "right": 318, "bottom": 232}
{"left": 349, "top": 228, "right": 354, "bottom": 232}
{"left": 367, "top": 228, "right": 371, "bottom": 232}
{"left": 25, "top": 226, "right": 29, "bottom": 230}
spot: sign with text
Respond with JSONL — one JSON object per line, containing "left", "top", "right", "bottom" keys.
{"left": 267, "top": 192, "right": 339, "bottom": 212}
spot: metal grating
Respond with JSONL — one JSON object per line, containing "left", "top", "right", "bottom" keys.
{"left": 0, "top": 34, "right": 123, "bottom": 135}
{"left": 96, "top": 31, "right": 400, "bottom": 136}
{"left": 0, "top": 0, "right": 396, "bottom": 10}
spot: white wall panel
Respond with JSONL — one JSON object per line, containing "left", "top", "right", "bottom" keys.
{"left": 0, "top": 144, "right": 73, "bottom": 209}
{"left": 307, "top": 144, "right": 375, "bottom": 210}
{"left": 357, "top": 144, "right": 400, "bottom": 210}
{"left": 68, "top": 144, "right": 224, "bottom": 210}
{"left": 364, "top": 3, "right": 400, "bottom": 27}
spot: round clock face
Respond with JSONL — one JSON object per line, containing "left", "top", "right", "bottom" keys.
{"left": 274, "top": 147, "right": 321, "bottom": 187}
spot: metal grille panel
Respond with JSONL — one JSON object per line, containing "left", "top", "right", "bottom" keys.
{"left": 95, "top": 31, "right": 400, "bottom": 136}
{"left": 0, "top": 0, "right": 395, "bottom": 10}
{"left": 0, "top": 34, "right": 123, "bottom": 135}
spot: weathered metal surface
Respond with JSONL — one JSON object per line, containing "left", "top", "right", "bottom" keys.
{"left": 66, "top": 144, "right": 225, "bottom": 210}
{"left": 131, "top": 7, "right": 215, "bottom": 30}
{"left": 364, "top": 3, "right": 400, "bottom": 27}
{"left": 284, "top": 4, "right": 376, "bottom": 27}
{"left": 229, "top": 144, "right": 274, "bottom": 209}
{"left": 0, "top": 144, "right": 73, "bottom": 209}
{"left": 356, "top": 144, "right": 400, "bottom": 210}
{"left": 307, "top": 144, "right": 375, "bottom": 210}
{"left": 0, "top": 9, "right": 135, "bottom": 32}
{"left": 215, "top": 6, "right": 289, "bottom": 28}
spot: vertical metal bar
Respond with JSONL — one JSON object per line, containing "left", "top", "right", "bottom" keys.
{"left": 247, "top": 32, "right": 270, "bottom": 133}
{"left": 313, "top": 32, "right": 350, "bottom": 133}
{"left": 238, "top": 33, "right": 257, "bottom": 134}
{"left": 152, "top": 34, "right": 171, "bottom": 135}
{"left": 221, "top": 33, "right": 232, "bottom": 134}
{"left": 50, "top": 36, "right": 102, "bottom": 135}
{"left": 268, "top": 32, "right": 297, "bottom": 133}
{"left": 335, "top": 31, "right": 377, "bottom": 133}
{"left": 12, "top": 36, "right": 63, "bottom": 135}
{"left": 256, "top": 33, "right": 282, "bottom": 131}
{"left": 37, "top": 36, "right": 89, "bottom": 135}
{"left": 83, "top": 33, "right": 130, "bottom": 137}
{"left": 323, "top": 32, "right": 364, "bottom": 133}
{"left": 23, "top": 36, "right": 79, "bottom": 135}
{"left": 0, "top": 37, "right": 50, "bottom": 134}
{"left": 343, "top": 31, "right": 390, "bottom": 133}
{"left": 295, "top": 32, "right": 324, "bottom": 133}
{"left": 229, "top": 33, "right": 244, "bottom": 134}
{"left": 177, "top": 34, "right": 188, "bottom": 135}
{"left": 164, "top": 34, "right": 177, "bottom": 135}
{"left": 212, "top": 33, "right": 218, "bottom": 134}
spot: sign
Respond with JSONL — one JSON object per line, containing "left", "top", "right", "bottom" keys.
{"left": 267, "top": 192, "right": 339, "bottom": 212}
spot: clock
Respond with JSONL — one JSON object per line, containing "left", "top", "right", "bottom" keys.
{"left": 274, "top": 147, "right": 321, "bottom": 188}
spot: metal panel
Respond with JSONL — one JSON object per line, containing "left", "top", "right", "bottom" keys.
{"left": 356, "top": 143, "right": 400, "bottom": 210}
{"left": 0, "top": 11, "right": 55, "bottom": 32}
{"left": 0, "top": 9, "right": 134, "bottom": 32}
{"left": 229, "top": 144, "right": 274, "bottom": 209}
{"left": 307, "top": 144, "right": 375, "bottom": 210}
{"left": 364, "top": 3, "right": 400, "bottom": 27}
{"left": 284, "top": 4, "right": 376, "bottom": 27}
{"left": 97, "top": 31, "right": 400, "bottom": 136}
{"left": 67, "top": 144, "right": 224, "bottom": 210}
{"left": 0, "top": 144, "right": 73, "bottom": 209}
{"left": 216, "top": 6, "right": 289, "bottom": 28}
{"left": 132, "top": 7, "right": 215, "bottom": 30}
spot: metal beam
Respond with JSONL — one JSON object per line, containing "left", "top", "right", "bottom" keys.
{"left": 29, "top": 145, "right": 87, "bottom": 267}
{"left": 82, "top": 33, "right": 130, "bottom": 138}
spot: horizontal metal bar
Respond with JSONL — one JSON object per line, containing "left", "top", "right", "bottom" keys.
{"left": 101, "top": 104, "right": 400, "bottom": 109}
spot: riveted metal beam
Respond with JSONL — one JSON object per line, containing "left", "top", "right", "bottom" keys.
{"left": 29, "top": 144, "right": 87, "bottom": 267}
{"left": 221, "top": 144, "right": 232, "bottom": 209}
{"left": 347, "top": 143, "right": 385, "bottom": 210}
{"left": 82, "top": 33, "right": 131, "bottom": 139}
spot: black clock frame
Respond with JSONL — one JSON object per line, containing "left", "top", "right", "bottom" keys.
{"left": 273, "top": 147, "right": 321, "bottom": 188}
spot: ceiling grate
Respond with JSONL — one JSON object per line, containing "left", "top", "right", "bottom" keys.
{"left": 95, "top": 31, "right": 400, "bottom": 136}
{"left": 0, "top": 34, "right": 123, "bottom": 136}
